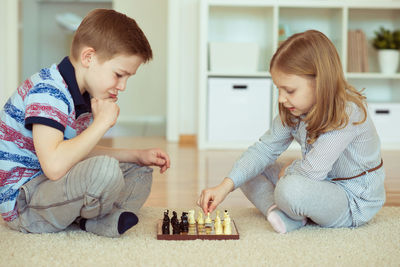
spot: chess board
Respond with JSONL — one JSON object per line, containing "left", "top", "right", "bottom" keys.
{"left": 156, "top": 219, "right": 240, "bottom": 240}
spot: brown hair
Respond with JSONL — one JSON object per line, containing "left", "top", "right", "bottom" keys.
{"left": 70, "top": 9, "right": 152, "bottom": 63}
{"left": 270, "top": 30, "right": 367, "bottom": 144}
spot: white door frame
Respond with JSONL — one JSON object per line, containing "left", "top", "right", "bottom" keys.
{"left": 0, "top": 0, "right": 19, "bottom": 106}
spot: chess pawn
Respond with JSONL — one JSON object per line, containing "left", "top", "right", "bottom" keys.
{"left": 180, "top": 212, "right": 189, "bottom": 233}
{"left": 223, "top": 211, "right": 232, "bottom": 235}
{"left": 188, "top": 209, "right": 196, "bottom": 225}
{"left": 215, "top": 210, "right": 221, "bottom": 225}
{"left": 197, "top": 212, "right": 204, "bottom": 225}
{"left": 171, "top": 211, "right": 180, "bottom": 235}
{"left": 214, "top": 218, "right": 223, "bottom": 235}
{"left": 162, "top": 210, "right": 170, "bottom": 235}
{"left": 204, "top": 212, "right": 212, "bottom": 234}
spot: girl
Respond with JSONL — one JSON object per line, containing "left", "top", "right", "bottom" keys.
{"left": 198, "top": 30, "right": 385, "bottom": 233}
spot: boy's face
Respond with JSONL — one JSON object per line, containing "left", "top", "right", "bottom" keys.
{"left": 271, "top": 69, "right": 316, "bottom": 117}
{"left": 83, "top": 53, "right": 144, "bottom": 101}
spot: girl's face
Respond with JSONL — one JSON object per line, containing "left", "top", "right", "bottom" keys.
{"left": 271, "top": 69, "right": 316, "bottom": 117}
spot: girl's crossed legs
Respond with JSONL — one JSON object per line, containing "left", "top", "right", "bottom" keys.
{"left": 240, "top": 161, "right": 353, "bottom": 233}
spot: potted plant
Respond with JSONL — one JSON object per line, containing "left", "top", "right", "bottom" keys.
{"left": 372, "top": 27, "right": 400, "bottom": 74}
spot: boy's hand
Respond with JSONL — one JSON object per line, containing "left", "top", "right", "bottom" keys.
{"left": 197, "top": 178, "right": 234, "bottom": 214}
{"left": 138, "top": 148, "right": 171, "bottom": 173}
{"left": 91, "top": 98, "right": 120, "bottom": 128}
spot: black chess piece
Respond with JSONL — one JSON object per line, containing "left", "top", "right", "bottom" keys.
{"left": 180, "top": 212, "right": 189, "bottom": 233}
{"left": 162, "top": 210, "right": 170, "bottom": 235}
{"left": 171, "top": 211, "right": 180, "bottom": 235}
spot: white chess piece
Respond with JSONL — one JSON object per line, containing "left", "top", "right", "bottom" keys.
{"left": 188, "top": 209, "right": 196, "bottom": 225}
{"left": 197, "top": 211, "right": 204, "bottom": 225}
{"left": 223, "top": 211, "right": 232, "bottom": 235}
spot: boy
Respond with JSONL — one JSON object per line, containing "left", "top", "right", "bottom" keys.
{"left": 0, "top": 9, "right": 170, "bottom": 237}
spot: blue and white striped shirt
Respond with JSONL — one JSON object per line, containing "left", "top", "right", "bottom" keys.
{"left": 228, "top": 102, "right": 385, "bottom": 226}
{"left": 0, "top": 57, "right": 92, "bottom": 222}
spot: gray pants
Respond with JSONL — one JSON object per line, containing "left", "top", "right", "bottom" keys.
{"left": 6, "top": 155, "right": 153, "bottom": 234}
{"left": 240, "top": 162, "right": 353, "bottom": 228}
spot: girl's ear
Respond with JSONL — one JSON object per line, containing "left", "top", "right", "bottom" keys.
{"left": 80, "top": 47, "right": 96, "bottom": 68}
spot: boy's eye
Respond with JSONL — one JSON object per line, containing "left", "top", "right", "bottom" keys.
{"left": 115, "top": 73, "right": 123, "bottom": 78}
{"left": 287, "top": 90, "right": 295, "bottom": 94}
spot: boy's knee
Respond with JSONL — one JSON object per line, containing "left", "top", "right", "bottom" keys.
{"left": 86, "top": 156, "right": 124, "bottom": 193}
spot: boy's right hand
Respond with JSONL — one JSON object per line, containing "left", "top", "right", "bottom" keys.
{"left": 91, "top": 98, "right": 120, "bottom": 128}
{"left": 197, "top": 178, "right": 235, "bottom": 214}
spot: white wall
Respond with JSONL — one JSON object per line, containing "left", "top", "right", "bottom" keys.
{"left": 0, "top": 0, "right": 19, "bottom": 107}
{"left": 114, "top": 0, "right": 168, "bottom": 124}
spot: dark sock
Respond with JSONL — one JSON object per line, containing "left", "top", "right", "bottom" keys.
{"left": 118, "top": 212, "right": 139, "bottom": 234}
{"left": 79, "top": 218, "right": 87, "bottom": 231}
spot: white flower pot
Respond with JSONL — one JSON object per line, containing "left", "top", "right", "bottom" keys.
{"left": 378, "top": 49, "right": 400, "bottom": 74}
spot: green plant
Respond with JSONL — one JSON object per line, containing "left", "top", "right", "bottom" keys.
{"left": 372, "top": 27, "right": 400, "bottom": 49}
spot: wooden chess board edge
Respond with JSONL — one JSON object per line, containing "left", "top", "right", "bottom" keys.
{"left": 156, "top": 219, "right": 240, "bottom": 240}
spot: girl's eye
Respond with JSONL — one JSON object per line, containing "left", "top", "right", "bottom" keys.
{"left": 115, "top": 73, "right": 123, "bottom": 78}
{"left": 287, "top": 90, "right": 295, "bottom": 94}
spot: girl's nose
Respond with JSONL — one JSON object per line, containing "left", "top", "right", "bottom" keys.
{"left": 117, "top": 79, "right": 127, "bottom": 91}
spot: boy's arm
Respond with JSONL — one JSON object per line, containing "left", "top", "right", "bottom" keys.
{"left": 33, "top": 119, "right": 110, "bottom": 180}
{"left": 88, "top": 145, "right": 171, "bottom": 173}
{"left": 33, "top": 98, "right": 118, "bottom": 180}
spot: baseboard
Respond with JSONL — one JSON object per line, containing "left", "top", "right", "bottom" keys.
{"left": 179, "top": 134, "right": 197, "bottom": 146}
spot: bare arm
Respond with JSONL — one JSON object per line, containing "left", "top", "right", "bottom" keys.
{"left": 33, "top": 119, "right": 109, "bottom": 180}
{"left": 33, "top": 98, "right": 119, "bottom": 180}
{"left": 88, "top": 145, "right": 171, "bottom": 173}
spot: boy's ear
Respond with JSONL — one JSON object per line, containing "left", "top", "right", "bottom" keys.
{"left": 80, "top": 47, "right": 96, "bottom": 68}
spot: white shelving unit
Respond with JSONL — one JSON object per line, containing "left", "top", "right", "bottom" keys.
{"left": 198, "top": 0, "right": 400, "bottom": 150}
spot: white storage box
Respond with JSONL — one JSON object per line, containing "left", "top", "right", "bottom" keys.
{"left": 368, "top": 103, "right": 400, "bottom": 143}
{"left": 208, "top": 77, "right": 272, "bottom": 142}
{"left": 209, "top": 42, "right": 259, "bottom": 72}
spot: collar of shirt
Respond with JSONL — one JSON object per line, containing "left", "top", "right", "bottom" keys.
{"left": 57, "top": 56, "right": 91, "bottom": 118}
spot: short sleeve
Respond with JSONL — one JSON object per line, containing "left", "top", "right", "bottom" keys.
{"left": 24, "top": 82, "right": 71, "bottom": 132}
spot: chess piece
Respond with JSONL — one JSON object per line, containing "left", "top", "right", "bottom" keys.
{"left": 214, "top": 217, "right": 223, "bottom": 235}
{"left": 188, "top": 209, "right": 196, "bottom": 225}
{"left": 162, "top": 210, "right": 170, "bottom": 235}
{"left": 180, "top": 212, "right": 189, "bottom": 233}
{"left": 215, "top": 210, "right": 221, "bottom": 224}
{"left": 205, "top": 212, "right": 212, "bottom": 224}
{"left": 197, "top": 212, "right": 204, "bottom": 225}
{"left": 171, "top": 211, "right": 180, "bottom": 235}
{"left": 223, "top": 210, "right": 232, "bottom": 235}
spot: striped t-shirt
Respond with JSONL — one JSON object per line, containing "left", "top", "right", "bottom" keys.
{"left": 0, "top": 57, "right": 92, "bottom": 222}
{"left": 228, "top": 102, "right": 385, "bottom": 226}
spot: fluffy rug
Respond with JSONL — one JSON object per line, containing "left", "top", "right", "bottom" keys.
{"left": 1, "top": 207, "right": 399, "bottom": 266}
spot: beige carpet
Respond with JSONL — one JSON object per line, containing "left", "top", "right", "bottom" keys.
{"left": 1, "top": 207, "right": 399, "bottom": 266}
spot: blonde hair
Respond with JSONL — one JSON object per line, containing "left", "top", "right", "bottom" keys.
{"left": 71, "top": 9, "right": 152, "bottom": 63}
{"left": 270, "top": 30, "right": 367, "bottom": 144}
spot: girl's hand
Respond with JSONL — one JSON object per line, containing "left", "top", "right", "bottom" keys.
{"left": 197, "top": 178, "right": 234, "bottom": 214}
{"left": 138, "top": 148, "right": 170, "bottom": 173}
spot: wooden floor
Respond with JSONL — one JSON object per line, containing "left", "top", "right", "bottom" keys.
{"left": 100, "top": 137, "right": 400, "bottom": 208}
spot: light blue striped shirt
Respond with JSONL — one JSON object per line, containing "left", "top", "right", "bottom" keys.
{"left": 228, "top": 102, "right": 385, "bottom": 226}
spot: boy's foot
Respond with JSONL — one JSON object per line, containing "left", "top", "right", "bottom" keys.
{"left": 83, "top": 210, "right": 139, "bottom": 237}
{"left": 267, "top": 204, "right": 307, "bottom": 234}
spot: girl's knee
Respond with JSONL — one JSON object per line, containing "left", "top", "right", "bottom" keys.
{"left": 274, "top": 174, "right": 307, "bottom": 208}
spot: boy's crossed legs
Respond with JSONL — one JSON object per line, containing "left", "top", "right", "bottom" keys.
{"left": 7, "top": 155, "right": 153, "bottom": 237}
{"left": 240, "top": 162, "right": 353, "bottom": 233}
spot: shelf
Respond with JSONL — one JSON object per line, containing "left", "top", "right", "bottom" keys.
{"left": 346, "top": 73, "right": 400, "bottom": 79}
{"left": 199, "top": 1, "right": 400, "bottom": 150}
